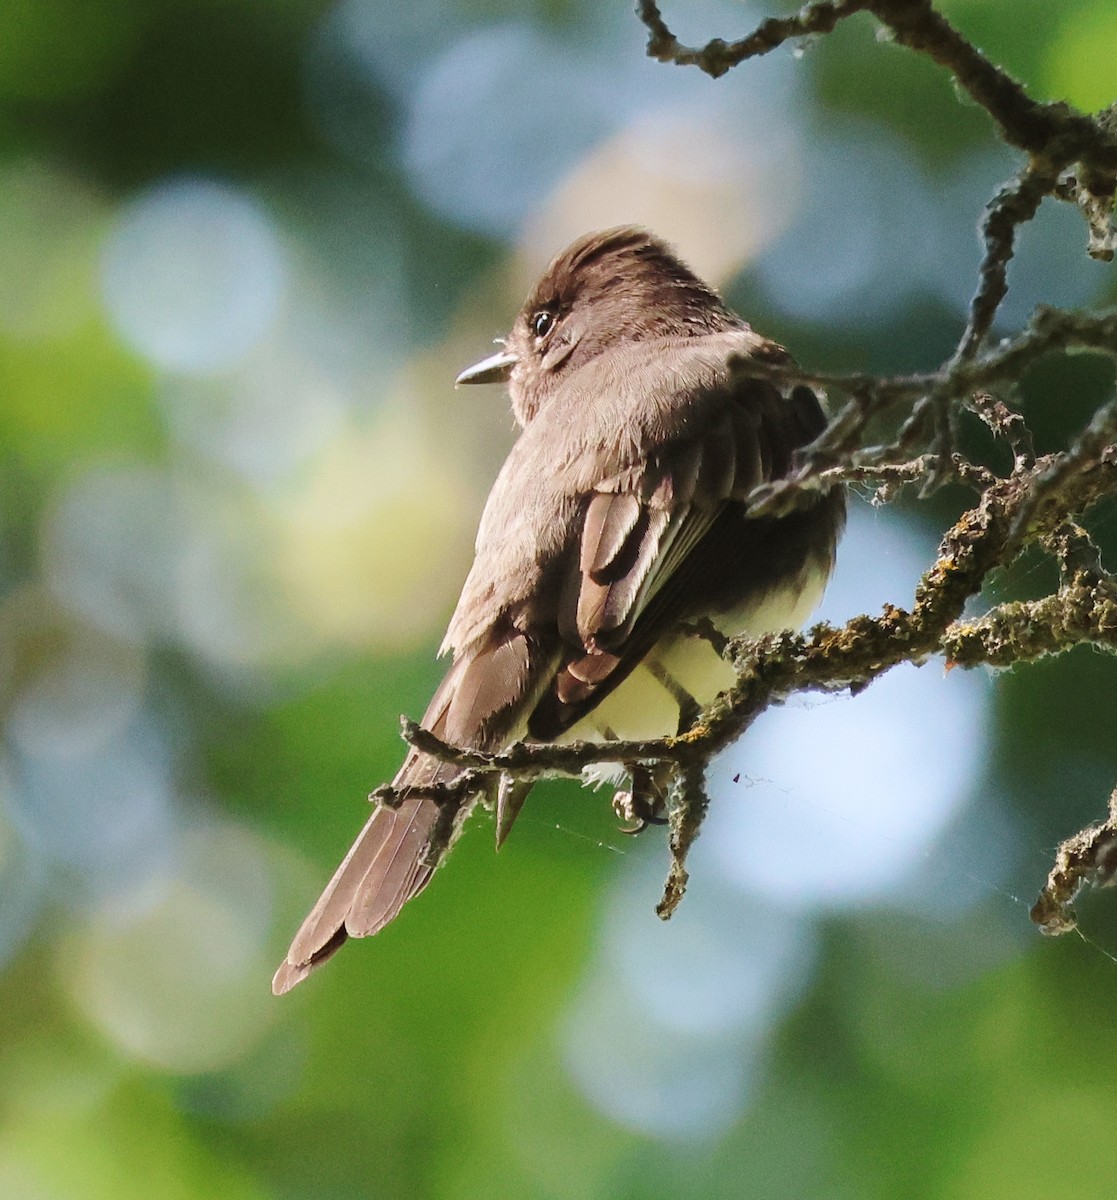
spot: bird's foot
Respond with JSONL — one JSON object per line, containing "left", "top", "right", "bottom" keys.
{"left": 612, "top": 765, "right": 669, "bottom": 835}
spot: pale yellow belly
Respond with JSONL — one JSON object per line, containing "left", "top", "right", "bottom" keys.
{"left": 568, "top": 562, "right": 830, "bottom": 745}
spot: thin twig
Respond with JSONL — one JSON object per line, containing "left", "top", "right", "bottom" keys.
{"left": 636, "top": 0, "right": 867, "bottom": 78}
{"left": 952, "top": 166, "right": 1059, "bottom": 365}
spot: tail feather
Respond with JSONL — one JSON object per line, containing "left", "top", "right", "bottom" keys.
{"left": 272, "top": 792, "right": 445, "bottom": 996}
{"left": 346, "top": 796, "right": 438, "bottom": 936}
{"left": 274, "top": 631, "right": 548, "bottom": 995}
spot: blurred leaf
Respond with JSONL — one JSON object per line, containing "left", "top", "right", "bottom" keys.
{"left": 0, "top": 323, "right": 158, "bottom": 471}
{"left": 1045, "top": 1, "right": 1117, "bottom": 114}
{"left": 0, "top": 0, "right": 144, "bottom": 102}
{"left": 0, "top": 1080, "right": 266, "bottom": 1200}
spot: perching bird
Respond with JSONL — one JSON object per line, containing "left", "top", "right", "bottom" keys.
{"left": 273, "top": 227, "right": 844, "bottom": 993}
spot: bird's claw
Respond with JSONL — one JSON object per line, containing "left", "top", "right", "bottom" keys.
{"left": 612, "top": 785, "right": 668, "bottom": 835}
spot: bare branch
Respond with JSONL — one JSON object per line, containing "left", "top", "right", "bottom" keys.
{"left": 863, "top": 0, "right": 1117, "bottom": 175}
{"left": 637, "top": 1, "right": 1117, "bottom": 175}
{"left": 636, "top": 0, "right": 867, "bottom": 78}
{"left": 952, "top": 166, "right": 1058, "bottom": 365}
{"left": 397, "top": 368, "right": 1117, "bottom": 914}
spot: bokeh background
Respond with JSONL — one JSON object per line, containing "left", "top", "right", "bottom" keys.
{"left": 1, "top": 1, "right": 1116, "bottom": 1196}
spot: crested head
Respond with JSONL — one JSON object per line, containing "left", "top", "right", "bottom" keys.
{"left": 501, "top": 227, "right": 743, "bottom": 424}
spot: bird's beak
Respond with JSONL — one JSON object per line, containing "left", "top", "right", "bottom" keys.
{"left": 455, "top": 345, "right": 517, "bottom": 386}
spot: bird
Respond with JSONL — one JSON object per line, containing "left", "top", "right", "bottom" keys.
{"left": 272, "top": 226, "right": 845, "bottom": 994}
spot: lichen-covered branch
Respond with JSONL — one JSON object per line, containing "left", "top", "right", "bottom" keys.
{"left": 944, "top": 575, "right": 1117, "bottom": 668}
{"left": 399, "top": 426, "right": 1117, "bottom": 918}
{"left": 1032, "top": 784, "right": 1117, "bottom": 935}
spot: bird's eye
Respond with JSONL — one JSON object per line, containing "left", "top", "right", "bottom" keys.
{"left": 531, "top": 310, "right": 555, "bottom": 338}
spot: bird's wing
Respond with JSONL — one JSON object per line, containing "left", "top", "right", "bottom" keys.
{"left": 527, "top": 372, "right": 830, "bottom": 738}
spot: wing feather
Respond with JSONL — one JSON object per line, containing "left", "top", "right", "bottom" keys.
{"left": 582, "top": 491, "right": 642, "bottom": 580}
{"left": 529, "top": 373, "right": 831, "bottom": 737}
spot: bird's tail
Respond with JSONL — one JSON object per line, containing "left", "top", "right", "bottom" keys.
{"left": 271, "top": 751, "right": 465, "bottom": 996}
{"left": 273, "top": 632, "right": 547, "bottom": 994}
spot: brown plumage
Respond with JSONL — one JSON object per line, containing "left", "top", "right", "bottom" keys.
{"left": 272, "top": 226, "right": 845, "bottom": 994}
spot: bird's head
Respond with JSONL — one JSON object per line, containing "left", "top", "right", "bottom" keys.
{"left": 456, "top": 226, "right": 741, "bottom": 424}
